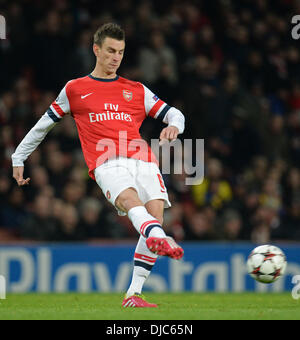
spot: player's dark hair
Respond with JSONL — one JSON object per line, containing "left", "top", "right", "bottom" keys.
{"left": 94, "top": 23, "right": 125, "bottom": 47}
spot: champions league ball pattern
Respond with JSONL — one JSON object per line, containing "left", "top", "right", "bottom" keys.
{"left": 247, "top": 245, "right": 287, "bottom": 284}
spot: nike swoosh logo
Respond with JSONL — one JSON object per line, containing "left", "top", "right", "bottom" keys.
{"left": 81, "top": 93, "right": 93, "bottom": 99}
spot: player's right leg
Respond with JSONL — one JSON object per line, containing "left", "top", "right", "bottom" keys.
{"left": 122, "top": 235, "right": 158, "bottom": 307}
{"left": 94, "top": 160, "right": 183, "bottom": 307}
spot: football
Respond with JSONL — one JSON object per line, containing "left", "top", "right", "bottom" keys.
{"left": 247, "top": 245, "right": 287, "bottom": 283}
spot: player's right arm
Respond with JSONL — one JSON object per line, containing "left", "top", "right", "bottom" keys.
{"left": 11, "top": 84, "right": 71, "bottom": 186}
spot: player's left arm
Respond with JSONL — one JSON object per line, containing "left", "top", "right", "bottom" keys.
{"left": 142, "top": 85, "right": 185, "bottom": 145}
{"left": 159, "top": 107, "right": 185, "bottom": 145}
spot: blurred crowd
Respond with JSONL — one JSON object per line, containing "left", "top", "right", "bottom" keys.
{"left": 1, "top": 0, "right": 300, "bottom": 243}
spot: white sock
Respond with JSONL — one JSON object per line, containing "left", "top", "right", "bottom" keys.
{"left": 128, "top": 206, "right": 166, "bottom": 238}
{"left": 126, "top": 236, "right": 158, "bottom": 297}
{"left": 126, "top": 266, "right": 150, "bottom": 297}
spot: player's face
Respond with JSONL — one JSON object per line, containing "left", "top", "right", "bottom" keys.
{"left": 95, "top": 37, "right": 125, "bottom": 75}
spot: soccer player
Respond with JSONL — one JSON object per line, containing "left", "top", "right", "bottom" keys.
{"left": 11, "top": 23, "right": 185, "bottom": 307}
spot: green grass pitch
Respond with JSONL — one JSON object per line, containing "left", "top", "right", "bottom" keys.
{"left": 0, "top": 293, "right": 299, "bottom": 320}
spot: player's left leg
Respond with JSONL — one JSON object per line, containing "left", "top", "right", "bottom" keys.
{"left": 145, "top": 199, "right": 184, "bottom": 259}
{"left": 144, "top": 199, "right": 164, "bottom": 225}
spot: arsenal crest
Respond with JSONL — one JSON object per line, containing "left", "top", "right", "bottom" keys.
{"left": 123, "top": 90, "right": 133, "bottom": 102}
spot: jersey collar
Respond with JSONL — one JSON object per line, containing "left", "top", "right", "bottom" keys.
{"left": 88, "top": 74, "right": 119, "bottom": 82}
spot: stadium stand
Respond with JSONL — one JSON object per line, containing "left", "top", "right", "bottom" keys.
{"left": 1, "top": 0, "right": 300, "bottom": 242}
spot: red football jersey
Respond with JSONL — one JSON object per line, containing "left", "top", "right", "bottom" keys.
{"left": 47, "top": 75, "right": 171, "bottom": 180}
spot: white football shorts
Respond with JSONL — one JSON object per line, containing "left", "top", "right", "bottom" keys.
{"left": 94, "top": 157, "right": 171, "bottom": 216}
